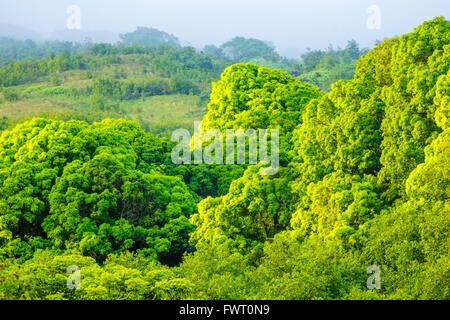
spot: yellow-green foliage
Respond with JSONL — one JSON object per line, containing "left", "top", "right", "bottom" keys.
{"left": 0, "top": 118, "right": 196, "bottom": 265}
{"left": 0, "top": 18, "right": 449, "bottom": 300}
{"left": 188, "top": 17, "right": 449, "bottom": 300}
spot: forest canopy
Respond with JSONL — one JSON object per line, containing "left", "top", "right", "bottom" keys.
{"left": 0, "top": 17, "right": 448, "bottom": 300}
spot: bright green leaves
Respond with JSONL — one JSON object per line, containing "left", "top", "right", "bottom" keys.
{"left": 405, "top": 129, "right": 450, "bottom": 203}
{"left": 375, "top": 18, "right": 449, "bottom": 200}
{"left": 0, "top": 250, "right": 193, "bottom": 300}
{"left": 250, "top": 231, "right": 364, "bottom": 300}
{"left": 291, "top": 172, "right": 382, "bottom": 247}
{"left": 186, "top": 17, "right": 450, "bottom": 300}
{"left": 292, "top": 17, "right": 449, "bottom": 207}
{"left": 290, "top": 80, "right": 384, "bottom": 203}
{"left": 0, "top": 18, "right": 449, "bottom": 300}
{"left": 190, "top": 166, "right": 292, "bottom": 252}
{"left": 202, "top": 63, "right": 319, "bottom": 165}
{"left": 0, "top": 118, "right": 196, "bottom": 264}
{"left": 434, "top": 71, "right": 450, "bottom": 130}
{"left": 190, "top": 64, "right": 320, "bottom": 252}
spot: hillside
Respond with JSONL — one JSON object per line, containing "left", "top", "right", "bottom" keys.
{"left": 0, "top": 17, "right": 448, "bottom": 300}
{"left": 0, "top": 33, "right": 367, "bottom": 130}
{"left": 0, "top": 46, "right": 226, "bottom": 136}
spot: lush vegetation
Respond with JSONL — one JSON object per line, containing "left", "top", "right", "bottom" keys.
{"left": 0, "top": 35, "right": 362, "bottom": 139}
{"left": 119, "top": 27, "right": 182, "bottom": 49}
{"left": 291, "top": 40, "right": 368, "bottom": 90}
{"left": 0, "top": 38, "right": 83, "bottom": 66}
{"left": 0, "top": 18, "right": 448, "bottom": 300}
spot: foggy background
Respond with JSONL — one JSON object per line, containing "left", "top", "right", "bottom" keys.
{"left": 0, "top": 0, "right": 449, "bottom": 57}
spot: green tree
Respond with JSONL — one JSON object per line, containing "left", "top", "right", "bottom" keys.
{"left": 119, "top": 27, "right": 181, "bottom": 48}
{"left": 0, "top": 118, "right": 196, "bottom": 265}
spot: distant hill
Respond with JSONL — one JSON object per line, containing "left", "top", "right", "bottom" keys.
{"left": 0, "top": 23, "right": 42, "bottom": 40}
{"left": 50, "top": 29, "right": 120, "bottom": 44}
{"left": 119, "top": 27, "right": 181, "bottom": 48}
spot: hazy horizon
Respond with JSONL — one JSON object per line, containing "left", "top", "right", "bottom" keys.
{"left": 0, "top": 0, "right": 449, "bottom": 58}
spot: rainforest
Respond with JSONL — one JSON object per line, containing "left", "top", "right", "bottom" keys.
{"left": 0, "top": 14, "right": 448, "bottom": 300}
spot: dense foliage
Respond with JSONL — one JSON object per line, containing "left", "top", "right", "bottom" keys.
{"left": 292, "top": 40, "right": 368, "bottom": 90}
{"left": 0, "top": 38, "right": 83, "bottom": 66}
{"left": 119, "top": 27, "right": 182, "bottom": 48}
{"left": 0, "top": 119, "right": 196, "bottom": 265}
{"left": 0, "top": 18, "right": 448, "bottom": 300}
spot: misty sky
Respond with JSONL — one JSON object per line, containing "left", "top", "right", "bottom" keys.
{"left": 0, "top": 0, "right": 449, "bottom": 57}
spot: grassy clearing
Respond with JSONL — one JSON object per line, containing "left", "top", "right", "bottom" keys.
{"left": 123, "top": 94, "right": 206, "bottom": 122}
{"left": 0, "top": 95, "right": 90, "bottom": 119}
{"left": 0, "top": 53, "right": 207, "bottom": 137}
{"left": 0, "top": 93, "right": 204, "bottom": 119}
